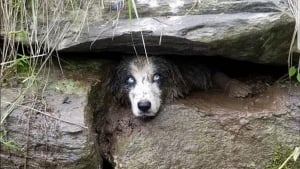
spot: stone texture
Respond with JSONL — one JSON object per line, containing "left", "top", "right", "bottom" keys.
{"left": 43, "top": 0, "right": 294, "bottom": 65}
{"left": 97, "top": 84, "right": 300, "bottom": 169}
{"left": 0, "top": 60, "right": 106, "bottom": 169}
{"left": 1, "top": 58, "right": 300, "bottom": 169}
{"left": 82, "top": 62, "right": 300, "bottom": 169}
{"left": 1, "top": 0, "right": 294, "bottom": 64}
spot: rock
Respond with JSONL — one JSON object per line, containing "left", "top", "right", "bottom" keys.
{"left": 1, "top": 1, "right": 294, "bottom": 64}
{"left": 62, "top": 12, "right": 294, "bottom": 65}
{"left": 18, "top": 0, "right": 293, "bottom": 65}
{"left": 1, "top": 58, "right": 300, "bottom": 169}
{"left": 83, "top": 60, "right": 300, "bottom": 169}
{"left": 0, "top": 60, "right": 108, "bottom": 169}
{"left": 91, "top": 84, "right": 300, "bottom": 169}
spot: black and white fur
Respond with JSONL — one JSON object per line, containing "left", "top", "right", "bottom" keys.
{"left": 109, "top": 56, "right": 250, "bottom": 117}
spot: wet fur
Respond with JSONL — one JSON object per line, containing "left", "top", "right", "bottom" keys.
{"left": 109, "top": 56, "right": 214, "bottom": 105}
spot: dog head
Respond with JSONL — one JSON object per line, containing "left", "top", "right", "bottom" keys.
{"left": 109, "top": 56, "right": 186, "bottom": 117}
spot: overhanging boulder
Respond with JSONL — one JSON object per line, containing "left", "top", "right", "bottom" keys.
{"left": 53, "top": 0, "right": 294, "bottom": 64}
{"left": 0, "top": 0, "right": 295, "bottom": 64}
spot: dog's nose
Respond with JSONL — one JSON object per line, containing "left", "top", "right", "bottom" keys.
{"left": 138, "top": 100, "right": 151, "bottom": 112}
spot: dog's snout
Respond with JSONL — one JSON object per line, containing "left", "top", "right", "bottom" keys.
{"left": 138, "top": 100, "right": 151, "bottom": 112}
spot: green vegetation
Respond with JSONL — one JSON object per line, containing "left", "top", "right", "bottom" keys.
{"left": 8, "top": 54, "right": 31, "bottom": 74}
{"left": 0, "top": 1, "right": 96, "bottom": 167}
{"left": 265, "top": 144, "right": 300, "bottom": 169}
{"left": 288, "top": 66, "right": 300, "bottom": 82}
{"left": 277, "top": 147, "right": 300, "bottom": 169}
{"left": 0, "top": 130, "right": 20, "bottom": 151}
{"left": 284, "top": 0, "right": 300, "bottom": 166}
{"left": 286, "top": 0, "right": 300, "bottom": 83}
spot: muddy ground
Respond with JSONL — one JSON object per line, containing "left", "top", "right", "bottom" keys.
{"left": 1, "top": 57, "right": 300, "bottom": 169}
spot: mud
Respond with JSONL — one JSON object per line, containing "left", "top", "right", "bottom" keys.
{"left": 104, "top": 75, "right": 289, "bottom": 134}
{"left": 93, "top": 74, "right": 300, "bottom": 169}
{"left": 1, "top": 57, "right": 299, "bottom": 169}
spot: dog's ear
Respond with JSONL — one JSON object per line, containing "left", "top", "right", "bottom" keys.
{"left": 166, "top": 63, "right": 189, "bottom": 99}
{"left": 108, "top": 68, "right": 120, "bottom": 98}
{"left": 153, "top": 57, "right": 188, "bottom": 100}
{"left": 108, "top": 63, "right": 129, "bottom": 105}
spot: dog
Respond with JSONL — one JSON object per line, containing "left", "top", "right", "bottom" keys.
{"left": 109, "top": 56, "right": 252, "bottom": 117}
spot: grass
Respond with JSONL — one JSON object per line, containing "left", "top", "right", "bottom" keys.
{"left": 284, "top": 5, "right": 300, "bottom": 167}
{"left": 287, "top": 0, "right": 300, "bottom": 82}
{"left": 277, "top": 147, "right": 300, "bottom": 169}
{"left": 265, "top": 144, "right": 300, "bottom": 169}
{"left": 0, "top": 2, "right": 136, "bottom": 167}
{"left": 0, "top": 0, "right": 96, "bottom": 122}
{"left": 0, "top": 130, "right": 20, "bottom": 152}
{"left": 0, "top": 0, "right": 105, "bottom": 167}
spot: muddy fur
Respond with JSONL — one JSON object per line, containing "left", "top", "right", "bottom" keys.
{"left": 111, "top": 57, "right": 215, "bottom": 97}
{"left": 109, "top": 56, "right": 251, "bottom": 116}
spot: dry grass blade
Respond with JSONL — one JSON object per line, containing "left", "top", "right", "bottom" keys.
{"left": 287, "top": 0, "right": 298, "bottom": 49}
{"left": 2, "top": 100, "right": 87, "bottom": 129}
{"left": 0, "top": 0, "right": 96, "bottom": 126}
{"left": 285, "top": 0, "right": 300, "bottom": 80}
{"left": 0, "top": 95, "right": 25, "bottom": 124}
{"left": 297, "top": 0, "right": 300, "bottom": 51}
{"left": 0, "top": 54, "right": 47, "bottom": 66}
{"left": 127, "top": 0, "right": 149, "bottom": 62}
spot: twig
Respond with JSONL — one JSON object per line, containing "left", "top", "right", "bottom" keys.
{"left": 1, "top": 100, "right": 88, "bottom": 129}
{"left": 0, "top": 54, "right": 47, "bottom": 66}
{"left": 24, "top": 103, "right": 33, "bottom": 169}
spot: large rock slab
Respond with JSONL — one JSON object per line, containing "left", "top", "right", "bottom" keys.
{"left": 36, "top": 0, "right": 295, "bottom": 64}
{"left": 0, "top": 0, "right": 294, "bottom": 64}
{"left": 63, "top": 12, "right": 293, "bottom": 65}
{"left": 0, "top": 59, "right": 109, "bottom": 169}
{"left": 88, "top": 80, "right": 300, "bottom": 169}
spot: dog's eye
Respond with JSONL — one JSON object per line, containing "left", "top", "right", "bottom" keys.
{"left": 126, "top": 76, "right": 135, "bottom": 85}
{"left": 153, "top": 73, "right": 161, "bottom": 82}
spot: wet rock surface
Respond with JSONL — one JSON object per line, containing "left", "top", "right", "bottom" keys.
{"left": 0, "top": 0, "right": 294, "bottom": 65}
{"left": 1, "top": 58, "right": 300, "bottom": 169}
{"left": 92, "top": 77, "right": 300, "bottom": 169}
{"left": 79, "top": 60, "right": 300, "bottom": 169}
{"left": 62, "top": 12, "right": 294, "bottom": 65}
{"left": 0, "top": 59, "right": 107, "bottom": 168}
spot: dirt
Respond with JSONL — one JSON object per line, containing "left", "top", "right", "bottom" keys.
{"left": 2, "top": 57, "right": 299, "bottom": 169}
{"left": 104, "top": 76, "right": 288, "bottom": 132}
{"left": 93, "top": 74, "right": 299, "bottom": 169}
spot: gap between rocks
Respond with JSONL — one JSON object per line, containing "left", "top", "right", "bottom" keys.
{"left": 81, "top": 53, "right": 289, "bottom": 169}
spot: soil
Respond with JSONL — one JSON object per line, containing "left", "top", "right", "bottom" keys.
{"left": 95, "top": 73, "right": 298, "bottom": 168}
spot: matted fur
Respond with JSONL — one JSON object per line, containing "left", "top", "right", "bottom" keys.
{"left": 109, "top": 56, "right": 215, "bottom": 117}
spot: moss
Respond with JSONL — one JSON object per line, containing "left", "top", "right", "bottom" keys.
{"left": 265, "top": 144, "right": 300, "bottom": 169}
